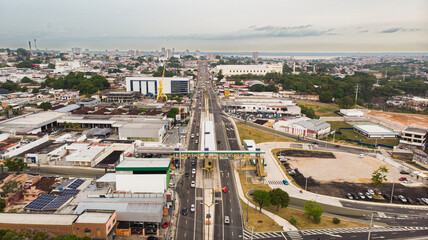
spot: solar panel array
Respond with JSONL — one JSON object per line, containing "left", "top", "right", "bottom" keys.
{"left": 60, "top": 189, "right": 80, "bottom": 196}
{"left": 68, "top": 179, "right": 84, "bottom": 189}
{"left": 58, "top": 179, "right": 74, "bottom": 189}
{"left": 42, "top": 195, "right": 72, "bottom": 211}
{"left": 24, "top": 194, "right": 56, "bottom": 211}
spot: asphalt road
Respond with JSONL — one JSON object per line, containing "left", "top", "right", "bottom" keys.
{"left": 206, "top": 76, "right": 244, "bottom": 240}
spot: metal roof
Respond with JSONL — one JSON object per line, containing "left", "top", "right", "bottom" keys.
{"left": 403, "top": 127, "right": 427, "bottom": 135}
{"left": 54, "top": 104, "right": 81, "bottom": 113}
{"left": 354, "top": 124, "right": 397, "bottom": 135}
{"left": 75, "top": 211, "right": 113, "bottom": 224}
{"left": 295, "top": 119, "right": 330, "bottom": 132}
{"left": 116, "top": 157, "right": 171, "bottom": 171}
{"left": 173, "top": 150, "right": 265, "bottom": 154}
{"left": 74, "top": 196, "right": 164, "bottom": 223}
{"left": 0, "top": 213, "right": 77, "bottom": 225}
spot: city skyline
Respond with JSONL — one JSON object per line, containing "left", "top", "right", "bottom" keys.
{"left": 0, "top": 0, "right": 427, "bottom": 52}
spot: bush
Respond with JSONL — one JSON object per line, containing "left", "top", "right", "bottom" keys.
{"left": 289, "top": 216, "right": 297, "bottom": 225}
{"left": 333, "top": 217, "right": 341, "bottom": 224}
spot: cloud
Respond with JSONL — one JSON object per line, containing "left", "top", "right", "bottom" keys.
{"left": 380, "top": 27, "right": 420, "bottom": 33}
{"left": 166, "top": 25, "right": 336, "bottom": 41}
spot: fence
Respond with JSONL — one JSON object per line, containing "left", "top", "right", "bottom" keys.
{"left": 336, "top": 128, "right": 394, "bottom": 149}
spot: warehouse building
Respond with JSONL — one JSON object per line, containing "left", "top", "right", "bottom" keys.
{"left": 115, "top": 157, "right": 171, "bottom": 193}
{"left": 353, "top": 124, "right": 398, "bottom": 138}
{"left": 215, "top": 64, "right": 283, "bottom": 76}
{"left": 340, "top": 109, "right": 364, "bottom": 117}
{"left": 0, "top": 111, "right": 67, "bottom": 133}
{"left": 125, "top": 76, "right": 190, "bottom": 95}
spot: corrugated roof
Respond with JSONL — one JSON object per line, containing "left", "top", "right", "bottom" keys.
{"left": 75, "top": 211, "right": 113, "bottom": 224}
{"left": 0, "top": 213, "right": 77, "bottom": 225}
{"left": 116, "top": 158, "right": 171, "bottom": 169}
{"left": 295, "top": 119, "right": 330, "bottom": 132}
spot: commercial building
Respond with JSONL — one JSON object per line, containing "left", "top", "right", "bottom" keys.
{"left": 106, "top": 91, "right": 140, "bottom": 104}
{"left": 0, "top": 211, "right": 116, "bottom": 240}
{"left": 353, "top": 124, "right": 398, "bottom": 138}
{"left": 215, "top": 64, "right": 283, "bottom": 76}
{"left": 125, "top": 76, "right": 190, "bottom": 95}
{"left": 400, "top": 127, "right": 427, "bottom": 150}
{"left": 0, "top": 112, "right": 67, "bottom": 133}
{"left": 222, "top": 99, "right": 301, "bottom": 117}
{"left": 115, "top": 157, "right": 171, "bottom": 193}
{"left": 273, "top": 118, "right": 331, "bottom": 138}
{"left": 66, "top": 143, "right": 108, "bottom": 166}
{"left": 77, "top": 98, "right": 101, "bottom": 108}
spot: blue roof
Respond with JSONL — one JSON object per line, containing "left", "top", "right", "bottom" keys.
{"left": 54, "top": 104, "right": 81, "bottom": 113}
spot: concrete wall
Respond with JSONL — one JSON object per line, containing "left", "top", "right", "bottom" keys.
{"left": 3, "top": 135, "right": 49, "bottom": 159}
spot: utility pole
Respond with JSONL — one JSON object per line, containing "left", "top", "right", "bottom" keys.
{"left": 390, "top": 182, "right": 395, "bottom": 204}
{"left": 355, "top": 84, "right": 359, "bottom": 108}
{"left": 367, "top": 212, "right": 374, "bottom": 240}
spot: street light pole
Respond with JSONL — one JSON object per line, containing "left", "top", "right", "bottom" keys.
{"left": 390, "top": 182, "right": 395, "bottom": 204}
{"left": 305, "top": 177, "right": 308, "bottom": 191}
{"left": 367, "top": 212, "right": 374, "bottom": 240}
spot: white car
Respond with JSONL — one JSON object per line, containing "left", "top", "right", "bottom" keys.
{"left": 190, "top": 181, "right": 195, "bottom": 188}
{"left": 224, "top": 216, "right": 230, "bottom": 224}
{"left": 403, "top": 180, "right": 413, "bottom": 184}
{"left": 190, "top": 204, "right": 195, "bottom": 212}
{"left": 192, "top": 168, "right": 196, "bottom": 174}
{"left": 367, "top": 189, "right": 375, "bottom": 195}
{"left": 191, "top": 134, "right": 195, "bottom": 138}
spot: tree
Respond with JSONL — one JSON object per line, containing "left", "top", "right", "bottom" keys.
{"left": 0, "top": 199, "right": 5, "bottom": 212}
{"left": 48, "top": 63, "right": 56, "bottom": 69}
{"left": 167, "top": 108, "right": 179, "bottom": 120}
{"left": 338, "top": 96, "right": 355, "bottom": 108}
{"left": 371, "top": 166, "right": 388, "bottom": 191}
{"left": 217, "top": 70, "right": 224, "bottom": 81}
{"left": 32, "top": 88, "right": 39, "bottom": 94}
{"left": 0, "top": 180, "right": 21, "bottom": 197}
{"left": 304, "top": 200, "right": 323, "bottom": 223}
{"left": 269, "top": 188, "right": 290, "bottom": 211}
{"left": 3, "top": 159, "right": 27, "bottom": 173}
{"left": 252, "top": 190, "right": 271, "bottom": 212}
{"left": 234, "top": 81, "right": 243, "bottom": 86}
{"left": 319, "top": 91, "right": 333, "bottom": 103}
{"left": 21, "top": 76, "right": 33, "bottom": 83}
{"left": 38, "top": 102, "right": 52, "bottom": 111}
{"left": 17, "top": 61, "right": 33, "bottom": 68}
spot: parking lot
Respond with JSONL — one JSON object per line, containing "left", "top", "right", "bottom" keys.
{"left": 288, "top": 152, "right": 403, "bottom": 183}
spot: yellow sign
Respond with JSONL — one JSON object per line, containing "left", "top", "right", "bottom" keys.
{"left": 224, "top": 89, "right": 230, "bottom": 97}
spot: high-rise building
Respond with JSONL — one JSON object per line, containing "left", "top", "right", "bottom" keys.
{"left": 115, "top": 50, "right": 119, "bottom": 55}
{"left": 195, "top": 50, "right": 200, "bottom": 58}
{"left": 166, "top": 49, "right": 172, "bottom": 59}
{"left": 206, "top": 53, "right": 213, "bottom": 59}
{"left": 252, "top": 51, "right": 259, "bottom": 61}
{"left": 84, "top": 49, "right": 89, "bottom": 54}
{"left": 161, "top": 47, "right": 166, "bottom": 56}
{"left": 185, "top": 50, "right": 190, "bottom": 56}
{"left": 72, "top": 47, "right": 82, "bottom": 55}
{"left": 127, "top": 50, "right": 135, "bottom": 56}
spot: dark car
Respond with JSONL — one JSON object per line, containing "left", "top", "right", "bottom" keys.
{"left": 416, "top": 198, "right": 424, "bottom": 205}
{"left": 147, "top": 237, "right": 158, "bottom": 240}
{"left": 185, "top": 172, "right": 189, "bottom": 177}
{"left": 182, "top": 207, "right": 188, "bottom": 215}
{"left": 393, "top": 195, "right": 399, "bottom": 201}
{"left": 191, "top": 160, "right": 196, "bottom": 166}
{"left": 383, "top": 194, "right": 390, "bottom": 201}
{"left": 400, "top": 170, "right": 410, "bottom": 174}
{"left": 352, "top": 193, "right": 359, "bottom": 200}
{"left": 407, "top": 198, "right": 414, "bottom": 204}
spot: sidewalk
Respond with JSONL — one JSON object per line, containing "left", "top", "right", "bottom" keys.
{"left": 233, "top": 166, "right": 297, "bottom": 231}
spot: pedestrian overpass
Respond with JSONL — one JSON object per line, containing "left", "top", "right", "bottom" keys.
{"left": 173, "top": 149, "right": 267, "bottom": 177}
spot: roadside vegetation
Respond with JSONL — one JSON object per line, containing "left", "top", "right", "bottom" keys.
{"left": 236, "top": 122, "right": 295, "bottom": 144}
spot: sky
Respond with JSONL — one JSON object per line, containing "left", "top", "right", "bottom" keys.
{"left": 0, "top": 0, "right": 427, "bottom": 52}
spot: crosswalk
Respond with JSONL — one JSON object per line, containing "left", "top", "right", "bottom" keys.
{"left": 243, "top": 230, "right": 284, "bottom": 239}
{"left": 243, "top": 226, "right": 428, "bottom": 239}
{"left": 267, "top": 180, "right": 287, "bottom": 185}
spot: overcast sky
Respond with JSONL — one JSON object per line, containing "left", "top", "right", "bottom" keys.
{"left": 0, "top": 0, "right": 427, "bottom": 52}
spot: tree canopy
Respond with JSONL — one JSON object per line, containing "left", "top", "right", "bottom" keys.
{"left": 371, "top": 166, "right": 389, "bottom": 191}
{"left": 252, "top": 190, "right": 271, "bottom": 212}
{"left": 269, "top": 188, "right": 290, "bottom": 211}
{"left": 304, "top": 200, "right": 323, "bottom": 223}
{"left": 43, "top": 72, "right": 110, "bottom": 95}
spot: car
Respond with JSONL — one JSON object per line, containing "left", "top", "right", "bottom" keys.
{"left": 193, "top": 118, "right": 197, "bottom": 122}
{"left": 282, "top": 179, "right": 289, "bottom": 185}
{"left": 192, "top": 168, "right": 196, "bottom": 174}
{"left": 403, "top": 180, "right": 413, "bottom": 184}
{"left": 346, "top": 193, "right": 353, "bottom": 200}
{"left": 416, "top": 198, "right": 424, "bottom": 205}
{"left": 182, "top": 208, "right": 188, "bottom": 215}
{"left": 162, "top": 221, "right": 170, "bottom": 228}
{"left": 147, "top": 237, "right": 158, "bottom": 240}
{"left": 222, "top": 187, "right": 228, "bottom": 193}
{"left": 358, "top": 192, "right": 366, "bottom": 200}
{"left": 185, "top": 172, "right": 189, "bottom": 177}
{"left": 407, "top": 198, "right": 414, "bottom": 204}
{"left": 131, "top": 227, "right": 142, "bottom": 234}
{"left": 191, "top": 134, "right": 195, "bottom": 138}
{"left": 190, "top": 181, "right": 195, "bottom": 188}
{"left": 224, "top": 216, "right": 230, "bottom": 224}
{"left": 393, "top": 195, "right": 399, "bottom": 201}
{"left": 398, "top": 195, "right": 407, "bottom": 203}
{"left": 367, "top": 189, "right": 375, "bottom": 195}
{"left": 422, "top": 198, "right": 428, "bottom": 205}
{"left": 400, "top": 170, "right": 410, "bottom": 174}
{"left": 399, "top": 177, "right": 407, "bottom": 181}
{"left": 190, "top": 204, "right": 195, "bottom": 212}
{"left": 191, "top": 160, "right": 196, "bottom": 166}
{"left": 196, "top": 132, "right": 199, "bottom": 137}
{"left": 365, "top": 192, "right": 373, "bottom": 199}
{"left": 383, "top": 194, "right": 390, "bottom": 201}
{"left": 335, "top": 145, "right": 340, "bottom": 148}
{"left": 195, "top": 139, "right": 198, "bottom": 144}
{"left": 169, "top": 183, "right": 175, "bottom": 188}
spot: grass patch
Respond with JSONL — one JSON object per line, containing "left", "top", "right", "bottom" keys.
{"left": 236, "top": 123, "right": 294, "bottom": 144}
{"left": 297, "top": 101, "right": 340, "bottom": 117}
{"left": 240, "top": 199, "right": 283, "bottom": 232}
{"left": 264, "top": 205, "right": 368, "bottom": 230}
{"left": 238, "top": 171, "right": 271, "bottom": 194}
{"left": 327, "top": 121, "right": 399, "bottom": 147}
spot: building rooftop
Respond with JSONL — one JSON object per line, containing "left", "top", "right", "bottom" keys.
{"left": 75, "top": 211, "right": 113, "bottom": 224}
{"left": 403, "top": 127, "right": 427, "bottom": 135}
{"left": 354, "top": 124, "right": 397, "bottom": 135}
{"left": 54, "top": 104, "right": 81, "bottom": 113}
{"left": 0, "top": 213, "right": 77, "bottom": 225}
{"left": 0, "top": 112, "right": 67, "bottom": 129}
{"left": 116, "top": 157, "right": 171, "bottom": 171}
{"left": 296, "top": 119, "right": 330, "bottom": 131}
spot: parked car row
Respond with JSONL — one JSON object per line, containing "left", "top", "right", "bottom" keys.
{"left": 346, "top": 191, "right": 428, "bottom": 205}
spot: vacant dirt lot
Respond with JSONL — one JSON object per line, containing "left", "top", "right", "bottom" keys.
{"left": 366, "top": 111, "right": 428, "bottom": 129}
{"left": 289, "top": 152, "right": 402, "bottom": 183}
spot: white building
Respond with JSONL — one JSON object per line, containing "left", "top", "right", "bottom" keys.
{"left": 340, "top": 109, "right": 364, "bottom": 117}
{"left": 222, "top": 99, "right": 301, "bottom": 117}
{"left": 115, "top": 157, "right": 171, "bottom": 193}
{"left": 118, "top": 119, "right": 170, "bottom": 143}
{"left": 353, "top": 124, "right": 398, "bottom": 138}
{"left": 215, "top": 64, "right": 283, "bottom": 76}
{"left": 273, "top": 118, "right": 331, "bottom": 138}
{"left": 400, "top": 127, "right": 427, "bottom": 150}
{"left": 125, "top": 76, "right": 191, "bottom": 95}
{"left": 65, "top": 143, "right": 108, "bottom": 166}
